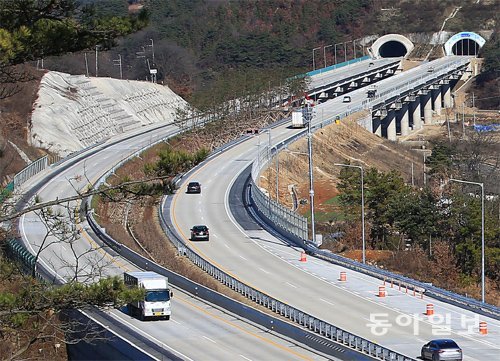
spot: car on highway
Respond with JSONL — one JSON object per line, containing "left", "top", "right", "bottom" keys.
{"left": 342, "top": 95, "right": 351, "bottom": 103}
{"left": 186, "top": 181, "right": 201, "bottom": 194}
{"left": 190, "top": 225, "right": 209, "bottom": 241}
{"left": 421, "top": 339, "right": 462, "bottom": 361}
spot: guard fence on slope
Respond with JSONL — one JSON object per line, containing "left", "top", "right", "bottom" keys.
{"left": 306, "top": 56, "right": 371, "bottom": 77}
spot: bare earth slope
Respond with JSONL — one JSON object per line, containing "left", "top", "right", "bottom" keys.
{"left": 260, "top": 113, "right": 425, "bottom": 211}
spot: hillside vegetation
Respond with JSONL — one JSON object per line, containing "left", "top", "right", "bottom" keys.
{"left": 39, "top": 0, "right": 498, "bottom": 103}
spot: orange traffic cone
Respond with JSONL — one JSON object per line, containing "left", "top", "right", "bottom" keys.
{"left": 479, "top": 321, "right": 487, "bottom": 335}
{"left": 299, "top": 251, "right": 307, "bottom": 262}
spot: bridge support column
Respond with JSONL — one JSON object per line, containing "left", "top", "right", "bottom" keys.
{"left": 399, "top": 104, "right": 410, "bottom": 136}
{"left": 432, "top": 88, "right": 442, "bottom": 116}
{"left": 385, "top": 110, "right": 396, "bottom": 141}
{"left": 422, "top": 92, "right": 433, "bottom": 124}
{"left": 411, "top": 99, "right": 422, "bottom": 131}
{"left": 373, "top": 117, "right": 382, "bottom": 136}
{"left": 443, "top": 84, "right": 452, "bottom": 108}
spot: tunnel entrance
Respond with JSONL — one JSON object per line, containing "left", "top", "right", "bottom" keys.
{"left": 444, "top": 32, "right": 486, "bottom": 56}
{"left": 378, "top": 41, "right": 408, "bottom": 57}
{"left": 452, "top": 39, "right": 480, "bottom": 56}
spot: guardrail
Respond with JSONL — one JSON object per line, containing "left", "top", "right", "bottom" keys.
{"left": 306, "top": 55, "right": 371, "bottom": 77}
{"left": 13, "top": 155, "right": 49, "bottom": 189}
{"left": 248, "top": 108, "right": 368, "bottom": 243}
{"left": 362, "top": 58, "right": 470, "bottom": 110}
{"left": 86, "top": 206, "right": 386, "bottom": 360}
{"left": 17, "top": 56, "right": 487, "bottom": 360}
{"left": 78, "top": 113, "right": 412, "bottom": 360}
{"left": 307, "top": 244, "right": 500, "bottom": 320}
{"left": 5, "top": 237, "right": 159, "bottom": 360}
{"left": 161, "top": 198, "right": 415, "bottom": 360}
{"left": 246, "top": 58, "right": 500, "bottom": 321}
{"left": 250, "top": 133, "right": 309, "bottom": 242}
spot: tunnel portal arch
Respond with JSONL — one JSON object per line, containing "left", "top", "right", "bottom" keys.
{"left": 370, "top": 34, "right": 414, "bottom": 58}
{"left": 444, "top": 32, "right": 486, "bottom": 56}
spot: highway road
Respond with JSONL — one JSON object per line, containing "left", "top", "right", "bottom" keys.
{"left": 17, "top": 55, "right": 489, "bottom": 360}
{"left": 311, "top": 55, "right": 472, "bottom": 126}
{"left": 307, "top": 56, "right": 401, "bottom": 94}
{"left": 18, "top": 123, "right": 334, "bottom": 361}
{"left": 169, "top": 57, "right": 499, "bottom": 360}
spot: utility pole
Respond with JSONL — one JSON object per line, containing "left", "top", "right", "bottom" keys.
{"left": 113, "top": 54, "right": 123, "bottom": 79}
{"left": 84, "top": 53, "right": 89, "bottom": 77}
{"left": 95, "top": 45, "right": 99, "bottom": 77}
{"left": 150, "top": 38, "right": 155, "bottom": 64}
{"left": 472, "top": 92, "right": 476, "bottom": 126}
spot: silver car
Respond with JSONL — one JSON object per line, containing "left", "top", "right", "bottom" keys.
{"left": 421, "top": 339, "right": 462, "bottom": 361}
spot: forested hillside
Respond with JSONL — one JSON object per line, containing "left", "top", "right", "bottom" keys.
{"left": 40, "top": 0, "right": 498, "bottom": 106}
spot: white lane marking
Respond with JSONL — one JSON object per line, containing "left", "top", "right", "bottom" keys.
{"left": 219, "top": 132, "right": 500, "bottom": 350}
{"left": 285, "top": 282, "right": 297, "bottom": 289}
{"left": 239, "top": 255, "right": 248, "bottom": 261}
{"left": 320, "top": 298, "right": 335, "bottom": 306}
{"left": 203, "top": 335, "right": 216, "bottom": 344}
{"left": 21, "top": 214, "right": 66, "bottom": 283}
{"left": 239, "top": 355, "right": 252, "bottom": 361}
{"left": 111, "top": 311, "right": 194, "bottom": 360}
{"left": 171, "top": 319, "right": 181, "bottom": 325}
{"left": 224, "top": 243, "right": 230, "bottom": 249}
{"left": 259, "top": 267, "right": 270, "bottom": 274}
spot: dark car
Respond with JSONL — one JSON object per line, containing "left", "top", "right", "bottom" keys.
{"left": 190, "top": 225, "right": 209, "bottom": 241}
{"left": 186, "top": 181, "right": 201, "bottom": 194}
{"left": 421, "top": 339, "right": 462, "bottom": 361}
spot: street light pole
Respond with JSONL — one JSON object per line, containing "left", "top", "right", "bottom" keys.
{"left": 450, "top": 178, "right": 485, "bottom": 303}
{"left": 334, "top": 43, "right": 342, "bottom": 65}
{"left": 275, "top": 146, "right": 279, "bottom": 201}
{"left": 307, "top": 117, "right": 316, "bottom": 244}
{"left": 324, "top": 44, "right": 333, "bottom": 68}
{"left": 95, "top": 45, "right": 99, "bottom": 77}
{"left": 312, "top": 47, "right": 321, "bottom": 71}
{"left": 113, "top": 54, "right": 123, "bottom": 79}
{"left": 150, "top": 38, "right": 155, "bottom": 64}
{"left": 334, "top": 163, "right": 366, "bottom": 264}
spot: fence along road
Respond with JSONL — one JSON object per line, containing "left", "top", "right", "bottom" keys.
{"left": 168, "top": 62, "right": 500, "bottom": 360}
{"left": 16, "top": 122, "right": 343, "bottom": 360}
